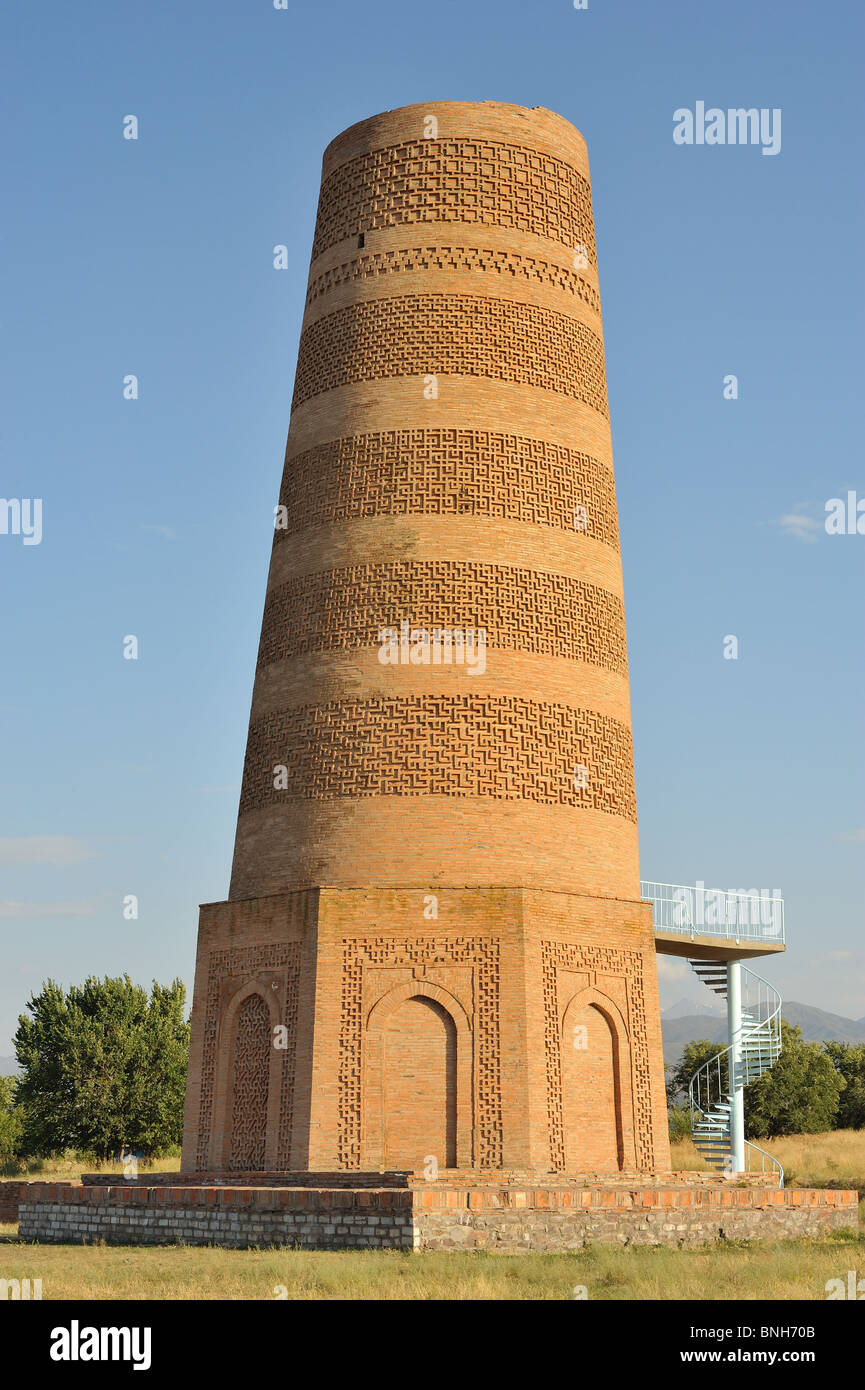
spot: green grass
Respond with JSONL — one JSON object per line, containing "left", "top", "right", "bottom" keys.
{"left": 0, "top": 1228, "right": 861, "bottom": 1300}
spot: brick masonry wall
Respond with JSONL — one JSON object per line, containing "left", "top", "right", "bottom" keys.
{"left": 80, "top": 1171, "right": 413, "bottom": 1188}
{"left": 80, "top": 1169, "right": 783, "bottom": 1189}
{"left": 83, "top": 1167, "right": 784, "bottom": 1189}
{"left": 17, "top": 1182, "right": 858, "bottom": 1252}
{"left": 0, "top": 1183, "right": 26, "bottom": 1222}
{"left": 181, "top": 885, "right": 671, "bottom": 1177}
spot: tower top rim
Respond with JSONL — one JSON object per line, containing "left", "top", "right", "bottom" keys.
{"left": 320, "top": 101, "right": 589, "bottom": 176}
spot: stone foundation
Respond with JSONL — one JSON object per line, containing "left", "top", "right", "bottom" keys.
{"left": 15, "top": 1179, "right": 858, "bottom": 1251}
{"left": 19, "top": 1184, "right": 414, "bottom": 1251}
{"left": 413, "top": 1183, "right": 858, "bottom": 1250}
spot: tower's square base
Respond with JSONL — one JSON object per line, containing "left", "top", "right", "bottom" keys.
{"left": 181, "top": 885, "right": 671, "bottom": 1178}
{"left": 16, "top": 1175, "right": 858, "bottom": 1251}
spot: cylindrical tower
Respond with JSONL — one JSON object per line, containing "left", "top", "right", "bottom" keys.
{"left": 182, "top": 103, "right": 670, "bottom": 1179}
{"left": 230, "top": 101, "right": 637, "bottom": 904}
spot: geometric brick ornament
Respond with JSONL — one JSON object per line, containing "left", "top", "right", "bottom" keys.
{"left": 181, "top": 101, "right": 670, "bottom": 1178}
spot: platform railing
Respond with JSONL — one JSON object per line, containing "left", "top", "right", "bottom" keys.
{"left": 641, "top": 881, "right": 785, "bottom": 945}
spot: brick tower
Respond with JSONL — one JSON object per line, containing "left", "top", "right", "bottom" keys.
{"left": 181, "top": 101, "right": 670, "bottom": 1177}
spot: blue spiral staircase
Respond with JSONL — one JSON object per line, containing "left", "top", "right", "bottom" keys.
{"left": 687, "top": 959, "right": 784, "bottom": 1184}
{"left": 641, "top": 881, "right": 786, "bottom": 1188}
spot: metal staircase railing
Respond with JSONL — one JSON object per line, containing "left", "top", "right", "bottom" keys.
{"left": 687, "top": 959, "right": 784, "bottom": 1186}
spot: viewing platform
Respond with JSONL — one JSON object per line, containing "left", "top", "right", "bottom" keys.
{"left": 642, "top": 881, "right": 786, "bottom": 960}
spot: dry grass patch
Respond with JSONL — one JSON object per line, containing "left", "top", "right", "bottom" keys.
{"left": 670, "top": 1130, "right": 865, "bottom": 1191}
{"left": 0, "top": 1230, "right": 861, "bottom": 1301}
{"left": 0, "top": 1156, "right": 181, "bottom": 1184}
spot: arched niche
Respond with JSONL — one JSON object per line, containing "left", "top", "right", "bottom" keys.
{"left": 363, "top": 981, "right": 473, "bottom": 1171}
{"left": 560, "top": 985, "right": 636, "bottom": 1173}
{"left": 212, "top": 980, "right": 283, "bottom": 1171}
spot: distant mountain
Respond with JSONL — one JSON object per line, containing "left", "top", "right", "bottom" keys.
{"left": 663, "top": 995, "right": 724, "bottom": 1020}
{"left": 662, "top": 1016, "right": 727, "bottom": 1066}
{"left": 778, "top": 1002, "right": 865, "bottom": 1044}
{"left": 662, "top": 1001, "right": 865, "bottom": 1067}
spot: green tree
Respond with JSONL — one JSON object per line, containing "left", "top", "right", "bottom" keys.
{"left": 0, "top": 1075, "right": 23, "bottom": 1162}
{"left": 13, "top": 976, "right": 189, "bottom": 1159}
{"left": 667, "top": 1040, "right": 728, "bottom": 1106}
{"left": 744, "top": 1021, "right": 844, "bottom": 1138}
{"left": 822, "top": 1042, "right": 865, "bottom": 1129}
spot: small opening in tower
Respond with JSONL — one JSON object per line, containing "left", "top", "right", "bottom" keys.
{"left": 357, "top": 232, "right": 365, "bottom": 248}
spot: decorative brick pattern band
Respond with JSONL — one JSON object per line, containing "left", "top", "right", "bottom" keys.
{"left": 228, "top": 994, "right": 270, "bottom": 1170}
{"left": 291, "top": 295, "right": 608, "bottom": 414}
{"left": 312, "top": 138, "right": 596, "bottom": 260}
{"left": 257, "top": 562, "right": 627, "bottom": 675}
{"left": 239, "top": 696, "right": 637, "bottom": 819}
{"left": 306, "top": 245, "right": 601, "bottom": 315}
{"left": 276, "top": 430, "right": 619, "bottom": 547}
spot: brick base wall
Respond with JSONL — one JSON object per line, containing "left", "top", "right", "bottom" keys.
{"left": 80, "top": 1168, "right": 781, "bottom": 1189}
{"left": 0, "top": 1183, "right": 26, "bottom": 1223}
{"left": 80, "top": 1171, "right": 413, "bottom": 1188}
{"left": 412, "top": 1184, "right": 859, "bottom": 1250}
{"left": 16, "top": 1181, "right": 858, "bottom": 1251}
{"left": 19, "top": 1187, "right": 413, "bottom": 1251}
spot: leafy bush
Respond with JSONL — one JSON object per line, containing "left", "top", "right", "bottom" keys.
{"left": 666, "top": 1040, "right": 728, "bottom": 1106}
{"left": 667, "top": 1103, "right": 691, "bottom": 1142}
{"left": 0, "top": 1075, "right": 23, "bottom": 1161}
{"left": 745, "top": 1022, "right": 844, "bottom": 1138}
{"left": 822, "top": 1043, "right": 865, "bottom": 1129}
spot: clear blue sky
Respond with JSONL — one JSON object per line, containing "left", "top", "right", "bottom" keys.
{"left": 1, "top": 0, "right": 862, "bottom": 1051}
